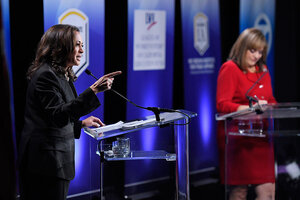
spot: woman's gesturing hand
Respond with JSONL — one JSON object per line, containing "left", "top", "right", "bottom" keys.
{"left": 90, "top": 71, "right": 122, "bottom": 94}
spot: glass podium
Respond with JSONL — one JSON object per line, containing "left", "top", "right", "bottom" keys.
{"left": 84, "top": 110, "right": 197, "bottom": 200}
{"left": 216, "top": 102, "right": 300, "bottom": 199}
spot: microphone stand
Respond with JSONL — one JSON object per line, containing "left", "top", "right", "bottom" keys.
{"left": 109, "top": 89, "right": 168, "bottom": 122}
{"left": 245, "top": 69, "right": 267, "bottom": 113}
{"left": 85, "top": 69, "right": 175, "bottom": 122}
{"left": 247, "top": 96, "right": 258, "bottom": 109}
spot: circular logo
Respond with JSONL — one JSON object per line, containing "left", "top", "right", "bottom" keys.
{"left": 254, "top": 13, "right": 272, "bottom": 55}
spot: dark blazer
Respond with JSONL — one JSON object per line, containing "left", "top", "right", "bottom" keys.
{"left": 19, "top": 63, "right": 100, "bottom": 180}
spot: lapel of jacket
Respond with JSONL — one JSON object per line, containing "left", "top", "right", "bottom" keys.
{"left": 56, "top": 73, "right": 77, "bottom": 100}
{"left": 45, "top": 64, "right": 78, "bottom": 100}
{"left": 68, "top": 81, "right": 78, "bottom": 98}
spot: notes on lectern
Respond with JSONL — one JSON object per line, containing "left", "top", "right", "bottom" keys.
{"left": 84, "top": 118, "right": 158, "bottom": 138}
{"left": 121, "top": 118, "right": 156, "bottom": 130}
{"left": 93, "top": 121, "right": 125, "bottom": 134}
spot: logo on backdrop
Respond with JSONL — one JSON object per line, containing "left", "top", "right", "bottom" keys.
{"left": 188, "top": 13, "right": 215, "bottom": 75}
{"left": 145, "top": 13, "right": 157, "bottom": 30}
{"left": 59, "top": 9, "right": 89, "bottom": 77}
{"left": 133, "top": 10, "right": 166, "bottom": 71}
{"left": 254, "top": 13, "right": 272, "bottom": 55}
{"left": 194, "top": 13, "right": 209, "bottom": 56}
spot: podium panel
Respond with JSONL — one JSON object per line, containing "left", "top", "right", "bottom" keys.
{"left": 216, "top": 103, "right": 300, "bottom": 199}
{"left": 84, "top": 110, "right": 197, "bottom": 200}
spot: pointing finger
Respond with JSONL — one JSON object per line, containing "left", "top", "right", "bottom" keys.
{"left": 102, "top": 71, "right": 122, "bottom": 79}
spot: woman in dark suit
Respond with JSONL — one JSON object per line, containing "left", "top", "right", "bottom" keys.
{"left": 19, "top": 24, "right": 121, "bottom": 200}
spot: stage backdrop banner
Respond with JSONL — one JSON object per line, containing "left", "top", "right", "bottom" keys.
{"left": 240, "top": 0, "right": 275, "bottom": 83}
{"left": 43, "top": 0, "right": 104, "bottom": 196}
{"left": 126, "top": 0, "right": 175, "bottom": 191}
{"left": 181, "top": 0, "right": 221, "bottom": 175}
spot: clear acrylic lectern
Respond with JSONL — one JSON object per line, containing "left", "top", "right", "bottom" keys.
{"left": 216, "top": 102, "right": 300, "bottom": 199}
{"left": 84, "top": 110, "right": 197, "bottom": 200}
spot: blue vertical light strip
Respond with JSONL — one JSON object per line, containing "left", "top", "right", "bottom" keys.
{"left": 1, "top": 0, "right": 17, "bottom": 168}
{"left": 240, "top": 0, "right": 275, "bottom": 85}
{"left": 43, "top": 0, "right": 104, "bottom": 195}
{"left": 1, "top": 0, "right": 16, "bottom": 156}
{"left": 181, "top": 0, "right": 221, "bottom": 172}
{"left": 126, "top": 0, "right": 175, "bottom": 185}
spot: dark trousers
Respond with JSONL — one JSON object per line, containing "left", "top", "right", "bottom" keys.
{"left": 20, "top": 171, "right": 70, "bottom": 200}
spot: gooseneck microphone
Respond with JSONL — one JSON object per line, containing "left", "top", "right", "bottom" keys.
{"left": 85, "top": 69, "right": 184, "bottom": 122}
{"left": 85, "top": 69, "right": 144, "bottom": 109}
{"left": 245, "top": 68, "right": 268, "bottom": 113}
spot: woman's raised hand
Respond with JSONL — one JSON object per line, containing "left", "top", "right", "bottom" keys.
{"left": 90, "top": 71, "right": 122, "bottom": 94}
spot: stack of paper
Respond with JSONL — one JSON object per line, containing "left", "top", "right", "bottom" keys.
{"left": 121, "top": 118, "right": 156, "bottom": 130}
{"left": 89, "top": 121, "right": 124, "bottom": 135}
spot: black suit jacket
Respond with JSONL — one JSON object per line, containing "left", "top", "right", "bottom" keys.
{"left": 19, "top": 63, "right": 100, "bottom": 180}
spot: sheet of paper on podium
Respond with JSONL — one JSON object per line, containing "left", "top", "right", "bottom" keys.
{"left": 84, "top": 121, "right": 124, "bottom": 138}
{"left": 121, "top": 118, "right": 156, "bottom": 130}
{"left": 84, "top": 118, "right": 157, "bottom": 138}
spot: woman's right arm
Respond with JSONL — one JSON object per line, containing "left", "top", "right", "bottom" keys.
{"left": 35, "top": 71, "right": 100, "bottom": 124}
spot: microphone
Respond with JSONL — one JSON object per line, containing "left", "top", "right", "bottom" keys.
{"left": 245, "top": 68, "right": 268, "bottom": 113}
{"left": 84, "top": 69, "right": 176, "bottom": 122}
{"left": 85, "top": 69, "right": 98, "bottom": 80}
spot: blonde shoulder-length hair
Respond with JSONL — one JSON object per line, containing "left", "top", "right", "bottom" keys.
{"left": 229, "top": 28, "right": 268, "bottom": 72}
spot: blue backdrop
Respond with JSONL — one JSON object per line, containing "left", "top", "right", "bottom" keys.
{"left": 126, "top": 0, "right": 175, "bottom": 190}
{"left": 43, "top": 0, "right": 104, "bottom": 196}
{"left": 181, "top": 0, "right": 221, "bottom": 176}
{"left": 240, "top": 0, "right": 275, "bottom": 84}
